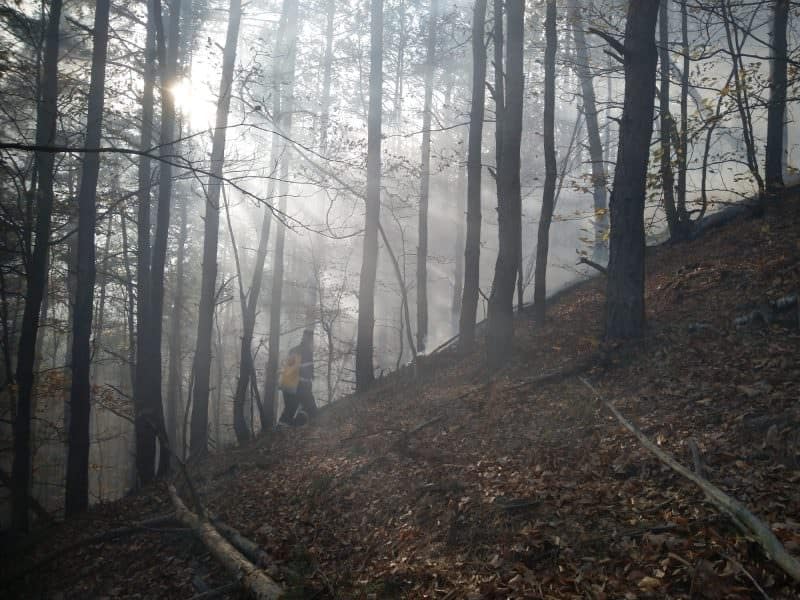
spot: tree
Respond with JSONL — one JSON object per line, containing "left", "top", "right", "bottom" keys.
{"left": 135, "top": 0, "right": 182, "bottom": 485}
{"left": 567, "top": 0, "right": 608, "bottom": 259}
{"left": 604, "top": 0, "right": 660, "bottom": 340}
{"left": 458, "top": 0, "right": 487, "bottom": 353}
{"left": 486, "top": 0, "right": 524, "bottom": 364}
{"left": 66, "top": 0, "right": 111, "bottom": 516}
{"left": 765, "top": 0, "right": 789, "bottom": 194}
{"left": 355, "top": 0, "right": 384, "bottom": 390}
{"left": 190, "top": 0, "right": 243, "bottom": 457}
{"left": 11, "top": 0, "right": 63, "bottom": 532}
{"left": 658, "top": 0, "right": 680, "bottom": 239}
{"left": 134, "top": 0, "right": 156, "bottom": 477}
{"left": 416, "top": 0, "right": 439, "bottom": 353}
{"left": 263, "top": 0, "right": 300, "bottom": 430}
{"left": 532, "top": 0, "right": 557, "bottom": 325}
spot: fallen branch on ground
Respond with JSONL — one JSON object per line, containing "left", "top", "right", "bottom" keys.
{"left": 580, "top": 378, "right": 800, "bottom": 583}
{"left": 168, "top": 484, "right": 284, "bottom": 599}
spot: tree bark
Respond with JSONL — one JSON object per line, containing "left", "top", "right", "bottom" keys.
{"left": 190, "top": 0, "right": 242, "bottom": 457}
{"left": 567, "top": 0, "right": 608, "bottom": 259}
{"left": 137, "top": 0, "right": 182, "bottom": 484}
{"left": 765, "top": 0, "right": 789, "bottom": 193}
{"left": 263, "top": 0, "right": 299, "bottom": 429}
{"left": 720, "top": 0, "right": 764, "bottom": 194}
{"left": 458, "top": 0, "right": 487, "bottom": 353}
{"left": 66, "top": 0, "right": 111, "bottom": 517}
{"left": 12, "top": 0, "right": 62, "bottom": 532}
{"left": 416, "top": 0, "right": 438, "bottom": 353}
{"left": 166, "top": 193, "right": 188, "bottom": 451}
{"left": 319, "top": 0, "right": 336, "bottom": 152}
{"left": 658, "top": 0, "right": 679, "bottom": 238}
{"left": 604, "top": 0, "right": 659, "bottom": 340}
{"left": 532, "top": 0, "right": 557, "bottom": 325}
{"left": 233, "top": 207, "right": 272, "bottom": 443}
{"left": 486, "top": 0, "right": 524, "bottom": 365}
{"left": 355, "top": 0, "right": 384, "bottom": 390}
{"left": 168, "top": 485, "right": 284, "bottom": 598}
{"left": 676, "top": 0, "right": 689, "bottom": 224}
{"left": 134, "top": 0, "right": 156, "bottom": 482}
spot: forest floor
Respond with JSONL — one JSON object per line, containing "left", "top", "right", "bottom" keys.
{"left": 4, "top": 192, "right": 800, "bottom": 599}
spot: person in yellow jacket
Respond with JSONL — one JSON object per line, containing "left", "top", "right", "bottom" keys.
{"left": 278, "top": 329, "right": 317, "bottom": 426}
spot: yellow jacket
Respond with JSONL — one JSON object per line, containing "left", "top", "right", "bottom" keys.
{"left": 279, "top": 351, "right": 300, "bottom": 393}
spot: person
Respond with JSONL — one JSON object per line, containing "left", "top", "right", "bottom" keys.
{"left": 278, "top": 329, "right": 317, "bottom": 426}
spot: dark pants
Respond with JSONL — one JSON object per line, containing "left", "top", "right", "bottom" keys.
{"left": 279, "top": 386, "right": 316, "bottom": 426}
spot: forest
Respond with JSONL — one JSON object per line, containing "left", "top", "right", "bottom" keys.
{"left": 1, "top": 0, "right": 799, "bottom": 596}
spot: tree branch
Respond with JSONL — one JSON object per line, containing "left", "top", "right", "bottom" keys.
{"left": 580, "top": 378, "right": 800, "bottom": 584}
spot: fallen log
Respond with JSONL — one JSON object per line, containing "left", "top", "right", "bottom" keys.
{"left": 168, "top": 484, "right": 284, "bottom": 599}
{"left": 580, "top": 378, "right": 800, "bottom": 583}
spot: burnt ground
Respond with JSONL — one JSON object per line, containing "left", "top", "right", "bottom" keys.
{"left": 3, "top": 193, "right": 800, "bottom": 599}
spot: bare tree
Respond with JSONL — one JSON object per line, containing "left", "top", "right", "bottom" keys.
{"left": 532, "top": 0, "right": 557, "bottom": 325}
{"left": 190, "top": 0, "right": 243, "bottom": 457}
{"left": 11, "top": 0, "right": 63, "bottom": 532}
{"left": 263, "top": 0, "right": 299, "bottom": 430}
{"left": 458, "top": 0, "right": 487, "bottom": 353}
{"left": 567, "top": 0, "right": 608, "bottom": 258}
{"left": 765, "top": 0, "right": 789, "bottom": 194}
{"left": 486, "top": 0, "right": 524, "bottom": 364}
{"left": 355, "top": 0, "right": 384, "bottom": 390}
{"left": 604, "top": 0, "right": 660, "bottom": 340}
{"left": 66, "top": 0, "right": 111, "bottom": 516}
{"left": 416, "top": 0, "right": 439, "bottom": 353}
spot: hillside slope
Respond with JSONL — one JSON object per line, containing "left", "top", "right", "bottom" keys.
{"left": 4, "top": 194, "right": 800, "bottom": 598}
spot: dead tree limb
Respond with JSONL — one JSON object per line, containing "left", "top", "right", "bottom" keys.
{"left": 168, "top": 484, "right": 284, "bottom": 599}
{"left": 580, "top": 378, "right": 800, "bottom": 583}
{"left": 577, "top": 256, "right": 608, "bottom": 275}
{"left": 587, "top": 27, "right": 626, "bottom": 56}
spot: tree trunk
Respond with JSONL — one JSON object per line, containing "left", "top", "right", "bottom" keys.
{"left": 533, "top": 0, "right": 557, "bottom": 325}
{"left": 134, "top": 0, "right": 156, "bottom": 482}
{"left": 263, "top": 199, "right": 286, "bottom": 429}
{"left": 451, "top": 149, "right": 465, "bottom": 334}
{"left": 486, "top": 0, "right": 523, "bottom": 365}
{"left": 765, "top": 0, "right": 789, "bottom": 193}
{"left": 168, "top": 485, "right": 284, "bottom": 599}
{"left": 66, "top": 0, "right": 111, "bottom": 516}
{"left": 658, "top": 0, "right": 679, "bottom": 238}
{"left": 457, "top": 0, "right": 487, "bottom": 353}
{"left": 567, "top": 0, "right": 608, "bottom": 259}
{"left": 676, "top": 0, "right": 689, "bottom": 223}
{"left": 12, "top": 0, "right": 62, "bottom": 532}
{"left": 263, "top": 0, "right": 299, "bottom": 429}
{"left": 120, "top": 208, "right": 137, "bottom": 392}
{"left": 604, "top": 0, "right": 659, "bottom": 340}
{"left": 233, "top": 207, "right": 272, "bottom": 443}
{"left": 720, "top": 0, "right": 763, "bottom": 194}
{"left": 190, "top": 0, "right": 242, "bottom": 457}
{"left": 166, "top": 193, "right": 187, "bottom": 451}
{"left": 355, "top": 0, "right": 384, "bottom": 390}
{"left": 148, "top": 0, "right": 183, "bottom": 473}
{"left": 137, "top": 0, "right": 182, "bottom": 484}
{"left": 319, "top": 0, "right": 336, "bottom": 152}
{"left": 416, "top": 0, "right": 438, "bottom": 353}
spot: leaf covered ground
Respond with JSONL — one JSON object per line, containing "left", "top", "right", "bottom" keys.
{"left": 4, "top": 195, "right": 800, "bottom": 598}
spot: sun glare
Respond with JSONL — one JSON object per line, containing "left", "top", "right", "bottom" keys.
{"left": 171, "top": 78, "right": 215, "bottom": 129}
